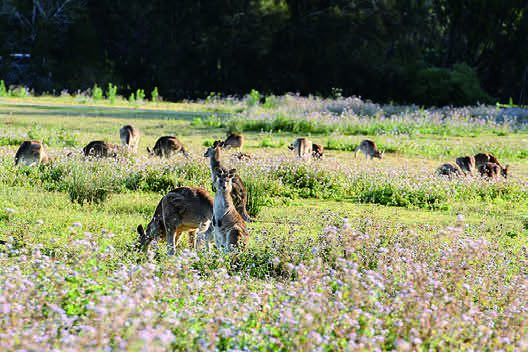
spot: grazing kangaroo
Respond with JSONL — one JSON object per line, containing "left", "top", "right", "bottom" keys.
{"left": 204, "top": 141, "right": 252, "bottom": 222}
{"left": 355, "top": 140, "right": 383, "bottom": 160}
{"left": 136, "top": 187, "right": 214, "bottom": 255}
{"left": 212, "top": 168, "right": 249, "bottom": 252}
{"left": 83, "top": 141, "right": 119, "bottom": 158}
{"left": 120, "top": 125, "right": 140, "bottom": 153}
{"left": 455, "top": 156, "right": 475, "bottom": 176}
{"left": 436, "top": 163, "right": 463, "bottom": 178}
{"left": 312, "top": 143, "right": 324, "bottom": 159}
{"left": 223, "top": 132, "right": 244, "bottom": 151}
{"left": 478, "top": 162, "right": 505, "bottom": 180}
{"left": 147, "top": 136, "right": 188, "bottom": 158}
{"left": 288, "top": 138, "right": 312, "bottom": 159}
{"left": 14, "top": 140, "right": 49, "bottom": 166}
{"left": 475, "top": 153, "right": 508, "bottom": 178}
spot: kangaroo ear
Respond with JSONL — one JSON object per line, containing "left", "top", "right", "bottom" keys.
{"left": 137, "top": 224, "right": 145, "bottom": 235}
{"left": 146, "top": 147, "right": 152, "bottom": 154}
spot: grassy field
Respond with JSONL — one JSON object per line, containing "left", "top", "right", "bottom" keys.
{"left": 1, "top": 95, "right": 527, "bottom": 350}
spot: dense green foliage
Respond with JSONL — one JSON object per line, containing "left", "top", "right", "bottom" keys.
{"left": 1, "top": 1, "right": 527, "bottom": 105}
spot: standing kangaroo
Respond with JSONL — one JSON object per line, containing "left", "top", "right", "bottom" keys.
{"left": 147, "top": 136, "right": 188, "bottom": 158}
{"left": 223, "top": 132, "right": 244, "bottom": 152}
{"left": 355, "top": 140, "right": 383, "bottom": 160}
{"left": 435, "top": 163, "right": 463, "bottom": 178}
{"left": 136, "top": 187, "right": 214, "bottom": 255}
{"left": 15, "top": 140, "right": 49, "bottom": 166}
{"left": 83, "top": 141, "right": 119, "bottom": 158}
{"left": 120, "top": 125, "right": 140, "bottom": 153}
{"left": 212, "top": 168, "right": 249, "bottom": 252}
{"left": 455, "top": 156, "right": 475, "bottom": 176}
{"left": 288, "top": 138, "right": 312, "bottom": 159}
{"left": 475, "top": 153, "right": 508, "bottom": 178}
{"left": 204, "top": 141, "right": 252, "bottom": 221}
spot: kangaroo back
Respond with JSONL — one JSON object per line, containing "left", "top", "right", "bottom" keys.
{"left": 83, "top": 141, "right": 118, "bottom": 158}
{"left": 136, "top": 187, "right": 213, "bottom": 254}
{"left": 151, "top": 136, "right": 187, "bottom": 158}
{"left": 15, "top": 140, "right": 48, "bottom": 166}
{"left": 356, "top": 140, "right": 383, "bottom": 159}
{"left": 223, "top": 133, "right": 244, "bottom": 149}
{"left": 455, "top": 156, "right": 475, "bottom": 175}
{"left": 436, "top": 163, "right": 462, "bottom": 178}
{"left": 120, "top": 125, "right": 140, "bottom": 152}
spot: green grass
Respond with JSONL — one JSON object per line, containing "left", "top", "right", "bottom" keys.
{"left": 1, "top": 97, "right": 528, "bottom": 350}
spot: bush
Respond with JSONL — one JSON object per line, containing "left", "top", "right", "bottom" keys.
{"left": 151, "top": 87, "right": 159, "bottom": 102}
{"left": 92, "top": 84, "right": 103, "bottom": 100}
{"left": 411, "top": 63, "right": 491, "bottom": 106}
{"left": 64, "top": 162, "right": 121, "bottom": 205}
{"left": 246, "top": 89, "right": 260, "bottom": 107}
{"left": 0, "top": 80, "right": 6, "bottom": 96}
{"left": 136, "top": 89, "right": 145, "bottom": 102}
{"left": 106, "top": 83, "right": 117, "bottom": 104}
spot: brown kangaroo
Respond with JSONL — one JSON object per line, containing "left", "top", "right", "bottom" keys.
{"left": 83, "top": 141, "right": 120, "bottom": 158}
{"left": 355, "top": 140, "right": 383, "bottom": 160}
{"left": 478, "top": 162, "right": 504, "bottom": 180}
{"left": 204, "top": 141, "right": 252, "bottom": 222}
{"left": 312, "top": 143, "right": 324, "bottom": 159}
{"left": 136, "top": 187, "right": 214, "bottom": 255}
{"left": 15, "top": 140, "right": 49, "bottom": 166}
{"left": 147, "top": 136, "right": 188, "bottom": 158}
{"left": 475, "top": 153, "right": 508, "bottom": 178}
{"left": 212, "top": 168, "right": 249, "bottom": 252}
{"left": 120, "top": 125, "right": 140, "bottom": 153}
{"left": 436, "top": 163, "right": 463, "bottom": 178}
{"left": 223, "top": 132, "right": 244, "bottom": 151}
{"left": 288, "top": 138, "right": 312, "bottom": 159}
{"left": 455, "top": 156, "right": 475, "bottom": 176}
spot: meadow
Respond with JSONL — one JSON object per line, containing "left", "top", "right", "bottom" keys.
{"left": 0, "top": 94, "right": 527, "bottom": 351}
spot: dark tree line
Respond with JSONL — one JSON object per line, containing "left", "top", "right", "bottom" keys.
{"left": 1, "top": 0, "right": 527, "bottom": 105}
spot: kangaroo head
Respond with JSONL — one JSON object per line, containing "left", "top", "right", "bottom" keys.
{"left": 501, "top": 165, "right": 509, "bottom": 178}
{"left": 216, "top": 168, "right": 236, "bottom": 193}
{"left": 204, "top": 141, "right": 223, "bottom": 157}
{"left": 375, "top": 150, "right": 384, "bottom": 159}
{"left": 136, "top": 218, "right": 162, "bottom": 252}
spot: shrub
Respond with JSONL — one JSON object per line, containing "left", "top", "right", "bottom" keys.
{"left": 92, "top": 84, "right": 103, "bottom": 100}
{"left": 411, "top": 63, "right": 490, "bottom": 106}
{"left": 151, "top": 87, "right": 159, "bottom": 102}
{"left": 0, "top": 80, "right": 7, "bottom": 96}
{"left": 136, "top": 89, "right": 145, "bottom": 102}
{"left": 64, "top": 162, "right": 121, "bottom": 205}
{"left": 246, "top": 89, "right": 260, "bottom": 107}
{"left": 106, "top": 83, "right": 117, "bottom": 104}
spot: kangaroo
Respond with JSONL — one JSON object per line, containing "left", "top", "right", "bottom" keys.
{"left": 436, "top": 163, "right": 463, "bottom": 178}
{"left": 136, "top": 187, "right": 214, "bottom": 255}
{"left": 212, "top": 168, "right": 249, "bottom": 252}
{"left": 147, "top": 136, "right": 188, "bottom": 158}
{"left": 455, "top": 156, "right": 475, "bottom": 176}
{"left": 204, "top": 141, "right": 252, "bottom": 222}
{"left": 223, "top": 132, "right": 244, "bottom": 152}
{"left": 312, "top": 143, "right": 324, "bottom": 159}
{"left": 14, "top": 140, "right": 49, "bottom": 166}
{"left": 355, "top": 140, "right": 383, "bottom": 160}
{"left": 478, "top": 162, "right": 506, "bottom": 180}
{"left": 120, "top": 125, "right": 140, "bottom": 153}
{"left": 475, "top": 153, "right": 508, "bottom": 178}
{"left": 288, "top": 138, "right": 312, "bottom": 159}
{"left": 83, "top": 141, "right": 120, "bottom": 158}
